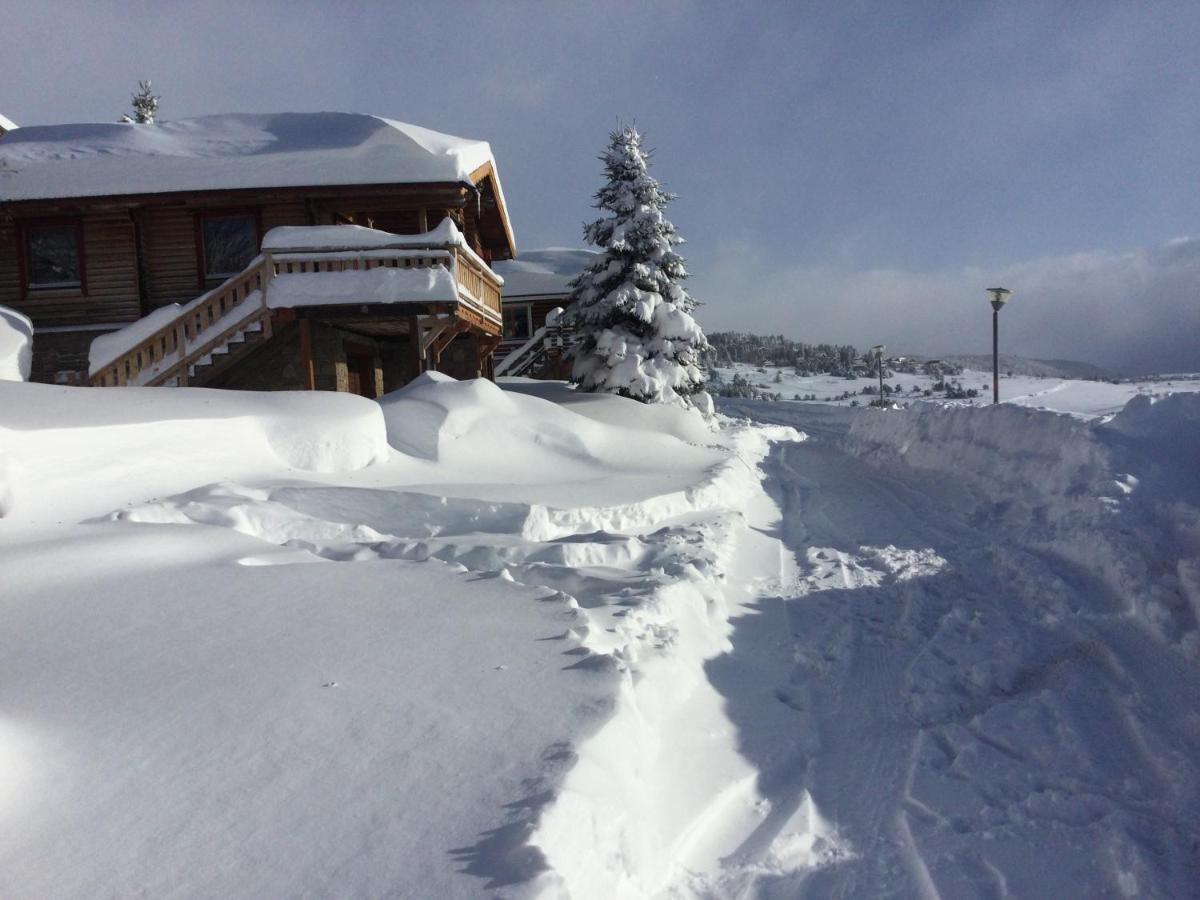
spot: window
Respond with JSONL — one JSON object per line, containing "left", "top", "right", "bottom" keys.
{"left": 503, "top": 304, "right": 532, "bottom": 340}
{"left": 199, "top": 212, "right": 259, "bottom": 281}
{"left": 24, "top": 221, "right": 84, "bottom": 290}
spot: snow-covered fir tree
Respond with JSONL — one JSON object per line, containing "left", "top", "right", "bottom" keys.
{"left": 120, "top": 80, "right": 159, "bottom": 124}
{"left": 564, "top": 127, "right": 711, "bottom": 413}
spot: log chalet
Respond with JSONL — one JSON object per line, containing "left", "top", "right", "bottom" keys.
{"left": 0, "top": 112, "right": 515, "bottom": 395}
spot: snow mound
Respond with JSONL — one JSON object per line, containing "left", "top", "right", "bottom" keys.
{"left": 0, "top": 305, "right": 32, "bottom": 381}
{"left": 103, "top": 398, "right": 804, "bottom": 897}
{"left": 845, "top": 403, "right": 1112, "bottom": 526}
{"left": 382, "top": 373, "right": 717, "bottom": 480}
{"left": 501, "top": 378, "right": 714, "bottom": 444}
{"left": 845, "top": 395, "right": 1200, "bottom": 657}
{"left": 0, "top": 382, "right": 387, "bottom": 525}
{"left": 1101, "top": 392, "right": 1200, "bottom": 502}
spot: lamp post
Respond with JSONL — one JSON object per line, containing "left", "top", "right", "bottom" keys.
{"left": 986, "top": 288, "right": 1011, "bottom": 404}
{"left": 871, "top": 344, "right": 885, "bottom": 408}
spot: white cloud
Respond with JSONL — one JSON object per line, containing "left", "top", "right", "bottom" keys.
{"left": 695, "top": 237, "right": 1200, "bottom": 375}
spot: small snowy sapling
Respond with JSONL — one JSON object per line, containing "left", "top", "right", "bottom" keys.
{"left": 120, "top": 80, "right": 159, "bottom": 124}
{"left": 563, "top": 126, "right": 711, "bottom": 413}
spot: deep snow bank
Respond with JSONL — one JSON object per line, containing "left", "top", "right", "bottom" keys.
{"left": 0, "top": 382, "right": 387, "bottom": 525}
{"left": 379, "top": 374, "right": 722, "bottom": 510}
{"left": 0, "top": 306, "right": 32, "bottom": 381}
{"left": 845, "top": 394, "right": 1200, "bottom": 657}
{"left": 500, "top": 377, "right": 714, "bottom": 444}
{"left": 845, "top": 402, "right": 1113, "bottom": 531}
{"left": 3, "top": 372, "right": 810, "bottom": 897}
{"left": 132, "top": 383, "right": 821, "bottom": 895}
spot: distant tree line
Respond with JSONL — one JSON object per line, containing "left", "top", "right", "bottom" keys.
{"left": 706, "top": 332, "right": 860, "bottom": 376}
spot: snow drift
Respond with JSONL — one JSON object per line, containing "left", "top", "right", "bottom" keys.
{"left": 0, "top": 305, "right": 32, "bottom": 381}
{"left": 846, "top": 394, "right": 1200, "bottom": 657}
{"left": 0, "top": 382, "right": 387, "bottom": 525}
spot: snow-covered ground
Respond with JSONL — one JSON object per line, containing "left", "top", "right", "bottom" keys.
{"left": 714, "top": 395, "right": 1200, "bottom": 897}
{"left": 0, "top": 374, "right": 812, "bottom": 898}
{"left": 2, "top": 372, "right": 1198, "bottom": 897}
{"left": 715, "top": 361, "right": 1200, "bottom": 419}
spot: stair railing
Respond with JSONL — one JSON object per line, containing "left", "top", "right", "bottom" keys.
{"left": 90, "top": 257, "right": 272, "bottom": 387}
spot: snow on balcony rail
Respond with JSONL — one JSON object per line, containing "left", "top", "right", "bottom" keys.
{"left": 262, "top": 220, "right": 503, "bottom": 285}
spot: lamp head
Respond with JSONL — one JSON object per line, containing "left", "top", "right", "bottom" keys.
{"left": 871, "top": 344, "right": 885, "bottom": 358}
{"left": 987, "top": 287, "right": 1011, "bottom": 311}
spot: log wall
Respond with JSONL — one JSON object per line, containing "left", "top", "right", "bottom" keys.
{"left": 0, "top": 212, "right": 140, "bottom": 327}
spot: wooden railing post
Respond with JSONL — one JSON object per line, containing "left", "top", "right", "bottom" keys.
{"left": 260, "top": 254, "right": 273, "bottom": 340}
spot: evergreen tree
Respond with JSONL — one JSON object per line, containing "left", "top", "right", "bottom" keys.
{"left": 564, "top": 127, "right": 710, "bottom": 412}
{"left": 120, "top": 80, "right": 159, "bottom": 124}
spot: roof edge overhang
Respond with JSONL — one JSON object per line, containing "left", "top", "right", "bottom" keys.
{"left": 0, "top": 180, "right": 476, "bottom": 214}
{"left": 467, "top": 161, "right": 517, "bottom": 261}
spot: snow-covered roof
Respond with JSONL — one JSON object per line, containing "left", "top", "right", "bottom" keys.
{"left": 0, "top": 113, "right": 17, "bottom": 133}
{"left": 492, "top": 248, "right": 598, "bottom": 298}
{"left": 0, "top": 112, "right": 497, "bottom": 202}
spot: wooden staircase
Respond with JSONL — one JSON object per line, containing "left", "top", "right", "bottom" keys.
{"left": 89, "top": 228, "right": 504, "bottom": 389}
{"left": 494, "top": 308, "right": 571, "bottom": 379}
{"left": 184, "top": 319, "right": 268, "bottom": 385}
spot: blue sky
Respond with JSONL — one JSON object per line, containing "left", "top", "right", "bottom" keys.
{"left": 3, "top": 1, "right": 1198, "bottom": 372}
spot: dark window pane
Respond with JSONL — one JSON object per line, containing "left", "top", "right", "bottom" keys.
{"left": 202, "top": 216, "right": 257, "bottom": 278}
{"left": 503, "top": 305, "right": 531, "bottom": 340}
{"left": 26, "top": 226, "right": 81, "bottom": 288}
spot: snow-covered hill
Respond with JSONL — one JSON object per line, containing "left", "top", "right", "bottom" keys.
{"left": 2, "top": 374, "right": 1198, "bottom": 897}
{"left": 940, "top": 353, "right": 1113, "bottom": 380}
{"left": 715, "top": 361, "right": 1200, "bottom": 419}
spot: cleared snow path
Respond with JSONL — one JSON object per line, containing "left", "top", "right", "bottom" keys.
{"left": 713, "top": 399, "right": 1200, "bottom": 898}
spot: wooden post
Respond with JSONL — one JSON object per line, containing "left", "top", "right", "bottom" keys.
{"left": 477, "top": 334, "right": 503, "bottom": 380}
{"left": 299, "top": 318, "right": 316, "bottom": 390}
{"left": 429, "top": 320, "right": 470, "bottom": 369}
{"left": 406, "top": 315, "right": 424, "bottom": 379}
{"left": 260, "top": 256, "right": 273, "bottom": 339}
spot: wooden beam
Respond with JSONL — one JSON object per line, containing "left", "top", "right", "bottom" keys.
{"left": 402, "top": 315, "right": 424, "bottom": 379}
{"left": 299, "top": 318, "right": 316, "bottom": 390}
{"left": 429, "top": 320, "right": 470, "bottom": 366}
{"left": 477, "top": 333, "right": 503, "bottom": 380}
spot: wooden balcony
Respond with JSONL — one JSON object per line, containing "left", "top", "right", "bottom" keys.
{"left": 89, "top": 227, "right": 504, "bottom": 388}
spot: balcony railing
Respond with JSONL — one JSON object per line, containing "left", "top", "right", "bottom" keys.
{"left": 89, "top": 231, "right": 504, "bottom": 388}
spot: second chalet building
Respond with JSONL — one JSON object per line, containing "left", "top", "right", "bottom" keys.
{"left": 0, "top": 112, "right": 516, "bottom": 394}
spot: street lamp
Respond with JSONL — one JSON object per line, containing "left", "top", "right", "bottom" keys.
{"left": 986, "top": 288, "right": 1011, "bottom": 404}
{"left": 871, "top": 344, "right": 885, "bottom": 408}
